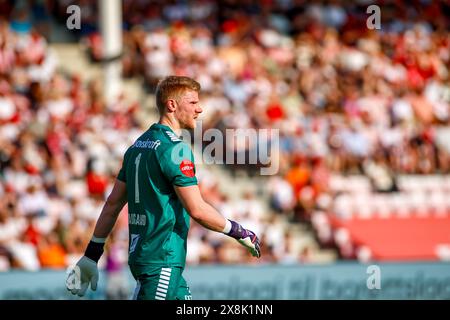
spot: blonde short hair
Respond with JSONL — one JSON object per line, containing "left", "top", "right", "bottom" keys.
{"left": 155, "top": 76, "right": 201, "bottom": 114}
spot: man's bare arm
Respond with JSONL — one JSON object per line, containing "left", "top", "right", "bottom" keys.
{"left": 175, "top": 184, "right": 261, "bottom": 258}
{"left": 66, "top": 179, "right": 128, "bottom": 297}
{"left": 174, "top": 184, "right": 226, "bottom": 232}
{"left": 92, "top": 179, "right": 128, "bottom": 238}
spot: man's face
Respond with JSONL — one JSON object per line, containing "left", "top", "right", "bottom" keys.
{"left": 174, "top": 90, "right": 202, "bottom": 129}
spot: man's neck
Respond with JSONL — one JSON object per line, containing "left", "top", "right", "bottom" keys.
{"left": 159, "top": 116, "right": 181, "bottom": 134}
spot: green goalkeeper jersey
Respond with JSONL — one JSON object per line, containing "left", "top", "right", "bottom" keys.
{"left": 117, "top": 123, "right": 197, "bottom": 274}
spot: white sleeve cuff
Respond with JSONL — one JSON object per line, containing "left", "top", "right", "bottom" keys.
{"left": 222, "top": 219, "right": 232, "bottom": 234}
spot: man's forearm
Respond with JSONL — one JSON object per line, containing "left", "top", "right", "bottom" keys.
{"left": 174, "top": 184, "right": 261, "bottom": 257}
{"left": 190, "top": 201, "right": 227, "bottom": 233}
{"left": 78, "top": 180, "right": 127, "bottom": 265}
{"left": 190, "top": 200, "right": 261, "bottom": 257}
{"left": 92, "top": 200, "right": 126, "bottom": 239}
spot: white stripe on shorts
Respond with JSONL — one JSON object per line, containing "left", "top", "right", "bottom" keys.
{"left": 154, "top": 268, "right": 172, "bottom": 300}
{"left": 157, "top": 287, "right": 168, "bottom": 294}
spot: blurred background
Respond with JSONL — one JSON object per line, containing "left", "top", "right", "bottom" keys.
{"left": 0, "top": 0, "right": 450, "bottom": 299}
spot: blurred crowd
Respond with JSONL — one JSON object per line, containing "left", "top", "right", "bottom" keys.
{"left": 0, "top": 13, "right": 143, "bottom": 273}
{"left": 106, "top": 1, "right": 450, "bottom": 224}
{"left": 0, "top": 1, "right": 301, "bottom": 274}
{"left": 83, "top": 0, "right": 450, "bottom": 258}
{"left": 1, "top": 0, "right": 450, "bottom": 277}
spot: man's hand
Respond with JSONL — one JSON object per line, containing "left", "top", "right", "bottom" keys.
{"left": 227, "top": 220, "right": 261, "bottom": 258}
{"left": 65, "top": 178, "right": 125, "bottom": 297}
{"left": 66, "top": 256, "right": 99, "bottom": 297}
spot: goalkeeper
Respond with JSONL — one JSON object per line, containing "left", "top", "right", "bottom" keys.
{"left": 66, "top": 76, "right": 261, "bottom": 300}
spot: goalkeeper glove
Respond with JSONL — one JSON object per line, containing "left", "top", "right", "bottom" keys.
{"left": 66, "top": 237, "right": 105, "bottom": 297}
{"left": 224, "top": 220, "right": 261, "bottom": 258}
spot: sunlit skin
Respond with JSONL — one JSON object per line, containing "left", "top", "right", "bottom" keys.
{"left": 160, "top": 90, "right": 203, "bottom": 132}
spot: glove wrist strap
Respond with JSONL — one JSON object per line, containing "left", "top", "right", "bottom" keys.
{"left": 84, "top": 240, "right": 105, "bottom": 263}
{"left": 226, "top": 220, "right": 247, "bottom": 240}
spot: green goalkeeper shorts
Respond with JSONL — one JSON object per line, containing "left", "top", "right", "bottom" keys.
{"left": 130, "top": 266, "right": 192, "bottom": 300}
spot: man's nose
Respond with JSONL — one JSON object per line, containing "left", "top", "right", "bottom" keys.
{"left": 196, "top": 106, "right": 203, "bottom": 114}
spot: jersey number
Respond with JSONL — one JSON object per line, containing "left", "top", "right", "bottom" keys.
{"left": 134, "top": 153, "right": 142, "bottom": 204}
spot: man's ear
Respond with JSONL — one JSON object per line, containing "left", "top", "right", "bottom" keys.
{"left": 166, "top": 99, "right": 177, "bottom": 112}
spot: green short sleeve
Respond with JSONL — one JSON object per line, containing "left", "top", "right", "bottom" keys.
{"left": 117, "top": 148, "right": 130, "bottom": 182}
{"left": 159, "top": 143, "right": 198, "bottom": 187}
